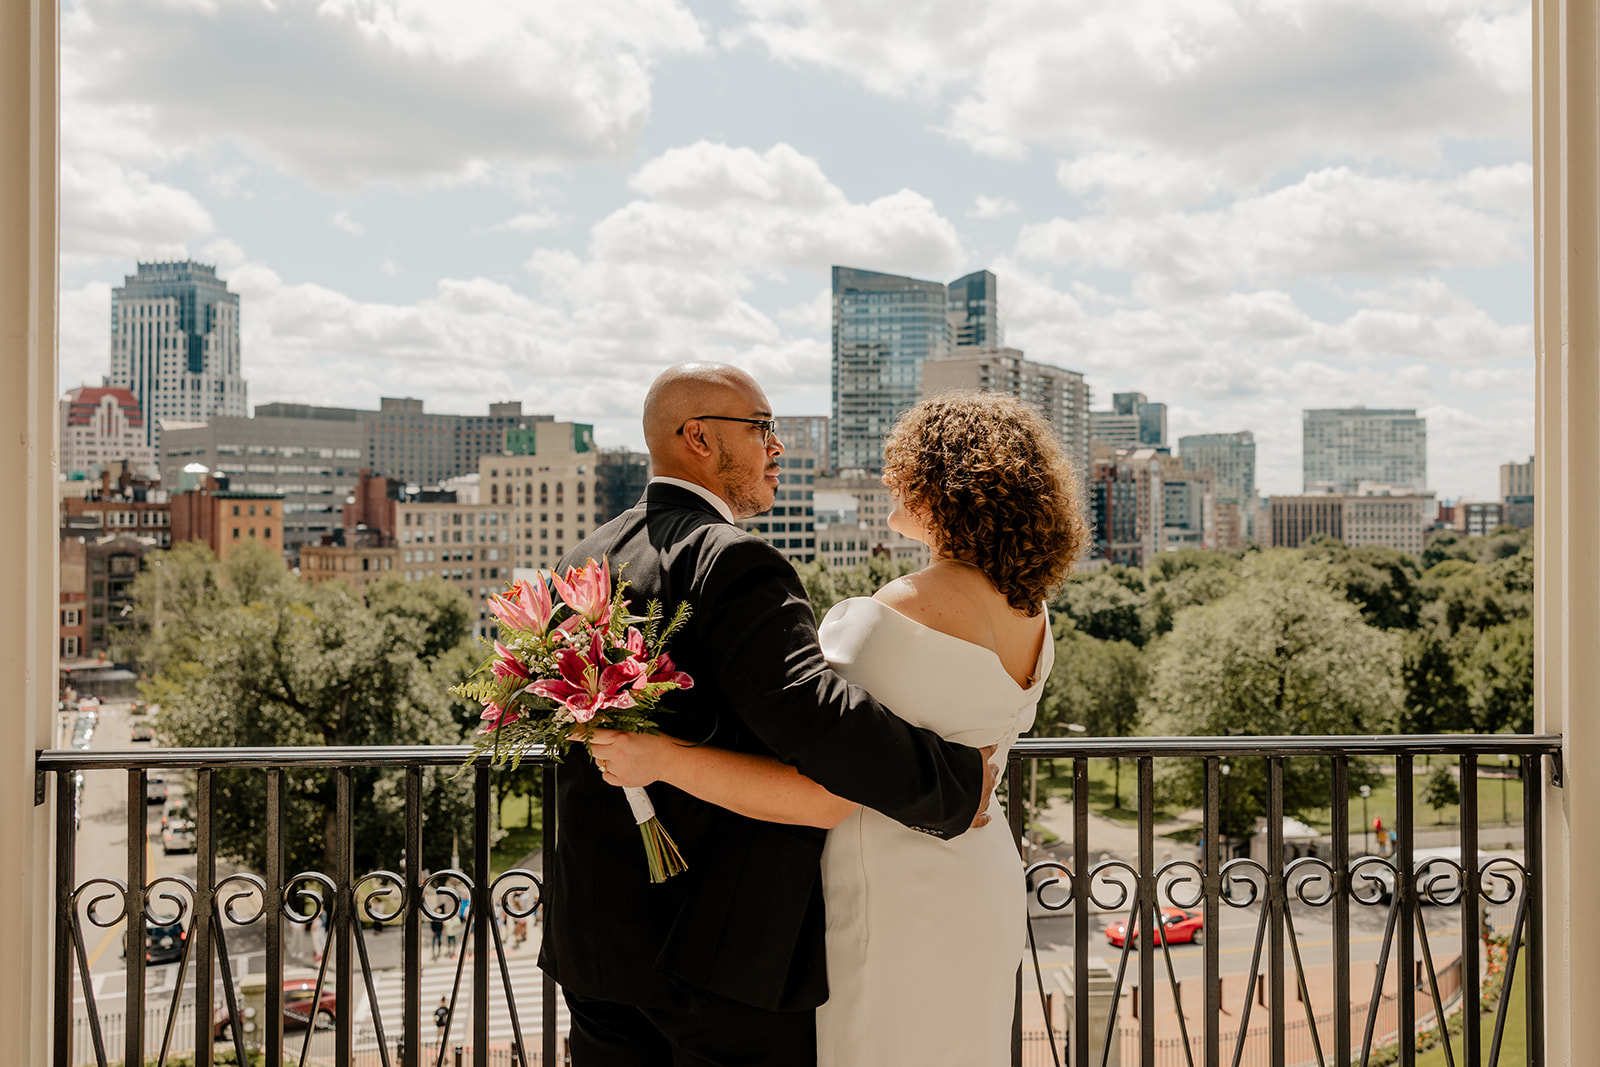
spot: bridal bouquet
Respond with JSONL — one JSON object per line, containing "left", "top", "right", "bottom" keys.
{"left": 452, "top": 558, "right": 693, "bottom": 882}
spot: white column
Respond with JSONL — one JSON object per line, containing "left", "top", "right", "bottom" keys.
{"left": 1533, "top": 1, "right": 1599, "bottom": 1062}
{"left": 0, "top": 0, "right": 57, "bottom": 1061}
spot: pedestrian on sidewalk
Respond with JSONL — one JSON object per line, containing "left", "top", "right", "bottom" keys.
{"left": 433, "top": 996, "right": 450, "bottom": 1044}
{"left": 430, "top": 916, "right": 444, "bottom": 960}
{"left": 444, "top": 914, "right": 461, "bottom": 957}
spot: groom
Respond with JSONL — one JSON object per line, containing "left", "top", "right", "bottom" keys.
{"left": 539, "top": 362, "right": 995, "bottom": 1065}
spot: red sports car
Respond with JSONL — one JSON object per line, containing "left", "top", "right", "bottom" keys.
{"left": 1105, "top": 908, "right": 1205, "bottom": 948}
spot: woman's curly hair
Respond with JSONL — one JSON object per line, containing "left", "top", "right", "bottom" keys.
{"left": 883, "top": 391, "right": 1088, "bottom": 615}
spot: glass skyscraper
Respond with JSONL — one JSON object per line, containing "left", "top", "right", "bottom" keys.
{"left": 831, "top": 266, "right": 953, "bottom": 473}
{"left": 1302, "top": 408, "right": 1427, "bottom": 494}
{"left": 947, "top": 270, "right": 1000, "bottom": 348}
{"left": 109, "top": 261, "right": 247, "bottom": 451}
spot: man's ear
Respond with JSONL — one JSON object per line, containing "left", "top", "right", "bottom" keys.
{"left": 680, "top": 420, "right": 715, "bottom": 459}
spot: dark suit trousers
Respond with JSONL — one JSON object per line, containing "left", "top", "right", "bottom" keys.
{"left": 564, "top": 987, "right": 817, "bottom": 1067}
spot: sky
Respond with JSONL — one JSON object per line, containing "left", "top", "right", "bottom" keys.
{"left": 57, "top": 0, "right": 1534, "bottom": 501}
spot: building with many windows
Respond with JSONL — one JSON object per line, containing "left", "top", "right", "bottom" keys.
{"left": 1087, "top": 448, "right": 1166, "bottom": 567}
{"left": 1179, "top": 431, "right": 1257, "bottom": 544}
{"left": 774, "top": 417, "right": 830, "bottom": 475}
{"left": 59, "top": 532, "right": 156, "bottom": 659}
{"left": 832, "top": 266, "right": 952, "bottom": 474}
{"left": 1269, "top": 492, "right": 1434, "bottom": 555}
{"left": 478, "top": 421, "right": 605, "bottom": 569}
{"left": 395, "top": 499, "right": 516, "bottom": 639}
{"left": 251, "top": 398, "right": 553, "bottom": 491}
{"left": 108, "top": 261, "right": 246, "bottom": 453}
{"left": 738, "top": 449, "right": 818, "bottom": 565}
{"left": 814, "top": 470, "right": 930, "bottom": 569}
{"left": 60, "top": 387, "right": 155, "bottom": 479}
{"left": 921, "top": 348, "right": 1091, "bottom": 476}
{"left": 1502, "top": 455, "right": 1536, "bottom": 528}
{"left": 159, "top": 414, "right": 365, "bottom": 551}
{"left": 169, "top": 478, "right": 286, "bottom": 562}
{"left": 1090, "top": 392, "right": 1168, "bottom": 453}
{"left": 1302, "top": 408, "right": 1427, "bottom": 494}
{"left": 946, "top": 270, "right": 1000, "bottom": 348}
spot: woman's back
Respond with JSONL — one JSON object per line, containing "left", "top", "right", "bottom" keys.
{"left": 873, "top": 560, "right": 1048, "bottom": 689}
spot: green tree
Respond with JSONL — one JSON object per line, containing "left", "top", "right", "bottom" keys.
{"left": 1398, "top": 628, "right": 1471, "bottom": 733}
{"left": 794, "top": 555, "right": 919, "bottom": 620}
{"left": 1422, "top": 764, "right": 1461, "bottom": 819}
{"left": 1463, "top": 617, "right": 1535, "bottom": 733}
{"left": 1419, "top": 560, "right": 1509, "bottom": 638}
{"left": 1143, "top": 552, "right": 1239, "bottom": 637}
{"left": 1037, "top": 629, "right": 1148, "bottom": 807}
{"left": 1303, "top": 540, "right": 1424, "bottom": 631}
{"left": 1146, "top": 551, "right": 1401, "bottom": 832}
{"left": 1055, "top": 569, "right": 1149, "bottom": 646}
{"left": 146, "top": 566, "right": 480, "bottom": 874}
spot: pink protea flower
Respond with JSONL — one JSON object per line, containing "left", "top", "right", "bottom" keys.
{"left": 478, "top": 700, "right": 520, "bottom": 733}
{"left": 551, "top": 558, "right": 612, "bottom": 627}
{"left": 491, "top": 641, "right": 532, "bottom": 683}
{"left": 528, "top": 631, "right": 645, "bottom": 723}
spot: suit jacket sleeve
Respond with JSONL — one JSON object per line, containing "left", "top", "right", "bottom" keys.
{"left": 695, "top": 535, "right": 986, "bottom": 839}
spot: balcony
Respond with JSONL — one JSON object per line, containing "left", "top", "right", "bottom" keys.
{"left": 38, "top": 734, "right": 1559, "bottom": 1066}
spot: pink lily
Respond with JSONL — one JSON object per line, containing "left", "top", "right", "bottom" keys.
{"left": 490, "top": 575, "right": 561, "bottom": 636}
{"left": 527, "top": 631, "right": 645, "bottom": 723}
{"left": 478, "top": 700, "right": 520, "bottom": 733}
{"left": 491, "top": 641, "right": 531, "bottom": 683}
{"left": 551, "top": 558, "right": 613, "bottom": 627}
{"left": 488, "top": 590, "right": 538, "bottom": 632}
{"left": 645, "top": 651, "right": 694, "bottom": 690}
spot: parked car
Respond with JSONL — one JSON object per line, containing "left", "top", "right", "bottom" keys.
{"left": 130, "top": 723, "right": 156, "bottom": 743}
{"left": 213, "top": 979, "right": 336, "bottom": 1041}
{"left": 131, "top": 698, "right": 149, "bottom": 715}
{"left": 138, "top": 920, "right": 186, "bottom": 966}
{"left": 146, "top": 773, "right": 169, "bottom": 805}
{"left": 1105, "top": 908, "right": 1205, "bottom": 949}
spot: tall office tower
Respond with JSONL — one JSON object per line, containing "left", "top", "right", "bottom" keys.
{"left": 1179, "top": 431, "right": 1257, "bottom": 541}
{"left": 775, "top": 416, "right": 830, "bottom": 474}
{"left": 1302, "top": 408, "right": 1426, "bottom": 494}
{"left": 1090, "top": 391, "right": 1168, "bottom": 452}
{"left": 921, "top": 348, "right": 1090, "bottom": 476}
{"left": 831, "top": 266, "right": 953, "bottom": 473}
{"left": 1086, "top": 448, "right": 1166, "bottom": 567}
{"left": 947, "top": 270, "right": 1000, "bottom": 348}
{"left": 109, "top": 261, "right": 247, "bottom": 452}
{"left": 1501, "top": 455, "right": 1535, "bottom": 528}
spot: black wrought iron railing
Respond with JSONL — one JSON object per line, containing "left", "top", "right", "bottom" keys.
{"left": 38, "top": 734, "right": 1561, "bottom": 1067}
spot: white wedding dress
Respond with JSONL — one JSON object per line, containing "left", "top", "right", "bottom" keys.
{"left": 815, "top": 596, "right": 1053, "bottom": 1067}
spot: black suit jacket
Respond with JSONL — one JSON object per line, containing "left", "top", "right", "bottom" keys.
{"left": 538, "top": 483, "right": 986, "bottom": 1013}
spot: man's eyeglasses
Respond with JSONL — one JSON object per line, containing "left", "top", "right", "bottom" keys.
{"left": 677, "top": 415, "right": 778, "bottom": 446}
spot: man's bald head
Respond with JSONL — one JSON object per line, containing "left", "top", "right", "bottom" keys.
{"left": 641, "top": 361, "right": 782, "bottom": 518}
{"left": 642, "top": 362, "right": 766, "bottom": 460}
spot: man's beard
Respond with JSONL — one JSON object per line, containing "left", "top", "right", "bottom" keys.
{"left": 716, "top": 451, "right": 774, "bottom": 518}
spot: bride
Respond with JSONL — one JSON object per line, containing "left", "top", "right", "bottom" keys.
{"left": 590, "top": 391, "right": 1087, "bottom": 1065}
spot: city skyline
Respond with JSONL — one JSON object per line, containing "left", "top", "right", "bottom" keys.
{"left": 57, "top": 1, "right": 1533, "bottom": 501}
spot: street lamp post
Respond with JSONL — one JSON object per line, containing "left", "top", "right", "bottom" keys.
{"left": 1220, "top": 763, "right": 1231, "bottom": 857}
{"left": 1360, "top": 784, "right": 1372, "bottom": 854}
{"left": 1498, "top": 753, "right": 1509, "bottom": 824}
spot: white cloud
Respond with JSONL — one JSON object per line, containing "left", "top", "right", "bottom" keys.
{"left": 380, "top": 260, "right": 402, "bottom": 276}
{"left": 59, "top": 142, "right": 961, "bottom": 447}
{"left": 491, "top": 210, "right": 564, "bottom": 233}
{"left": 993, "top": 261, "right": 1531, "bottom": 496}
{"left": 66, "top": 0, "right": 707, "bottom": 189}
{"left": 737, "top": 0, "right": 1529, "bottom": 175}
{"left": 970, "top": 195, "right": 1020, "bottom": 219}
{"left": 330, "top": 210, "right": 365, "bottom": 236}
{"left": 1017, "top": 165, "right": 1529, "bottom": 301}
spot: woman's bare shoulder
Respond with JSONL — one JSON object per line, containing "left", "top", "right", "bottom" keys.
{"left": 873, "top": 568, "right": 994, "bottom": 646}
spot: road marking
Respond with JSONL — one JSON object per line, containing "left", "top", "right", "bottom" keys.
{"left": 86, "top": 918, "right": 126, "bottom": 970}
